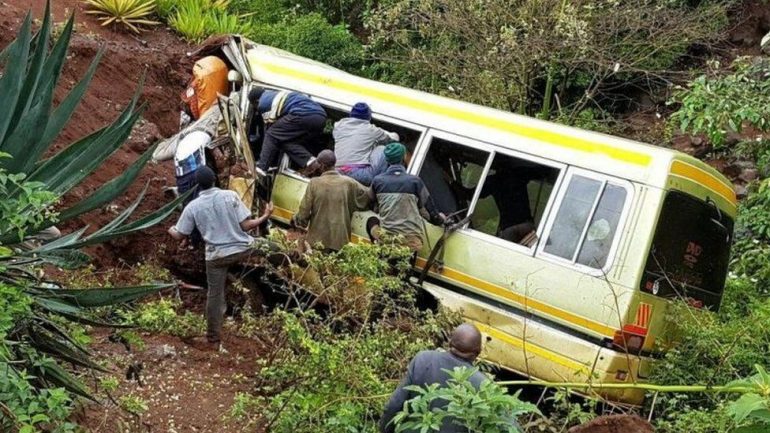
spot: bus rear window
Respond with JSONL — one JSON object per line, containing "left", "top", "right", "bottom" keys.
{"left": 641, "top": 191, "right": 733, "bottom": 309}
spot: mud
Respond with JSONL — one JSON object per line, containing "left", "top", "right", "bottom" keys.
{"left": 568, "top": 414, "right": 655, "bottom": 433}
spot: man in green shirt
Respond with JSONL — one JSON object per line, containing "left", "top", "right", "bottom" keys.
{"left": 292, "top": 150, "right": 371, "bottom": 251}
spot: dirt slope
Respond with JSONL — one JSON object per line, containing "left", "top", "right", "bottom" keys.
{"left": 1, "top": 0, "right": 193, "bottom": 270}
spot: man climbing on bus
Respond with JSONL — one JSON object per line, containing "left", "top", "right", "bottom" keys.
{"left": 249, "top": 87, "right": 327, "bottom": 176}
{"left": 333, "top": 102, "right": 400, "bottom": 186}
{"left": 168, "top": 166, "right": 274, "bottom": 351}
{"left": 369, "top": 143, "right": 445, "bottom": 253}
{"left": 292, "top": 149, "right": 370, "bottom": 251}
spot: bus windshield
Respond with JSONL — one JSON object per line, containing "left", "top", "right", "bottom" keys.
{"left": 640, "top": 191, "right": 733, "bottom": 310}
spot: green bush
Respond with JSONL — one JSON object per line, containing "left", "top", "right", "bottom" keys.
{"left": 669, "top": 58, "right": 770, "bottom": 150}
{"left": 124, "top": 299, "right": 206, "bottom": 338}
{"left": 248, "top": 13, "right": 365, "bottom": 71}
{"left": 168, "top": 0, "right": 252, "bottom": 42}
{"left": 392, "top": 366, "right": 539, "bottom": 433}
{"left": 229, "top": 308, "right": 455, "bottom": 432}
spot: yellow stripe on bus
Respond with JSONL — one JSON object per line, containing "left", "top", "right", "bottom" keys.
{"left": 269, "top": 226, "right": 614, "bottom": 340}
{"left": 474, "top": 322, "right": 590, "bottom": 373}
{"left": 414, "top": 257, "right": 617, "bottom": 338}
{"left": 671, "top": 160, "right": 737, "bottom": 206}
{"left": 271, "top": 205, "right": 294, "bottom": 221}
{"left": 255, "top": 60, "right": 653, "bottom": 167}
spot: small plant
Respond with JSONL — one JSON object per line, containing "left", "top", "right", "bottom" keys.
{"left": 167, "top": 0, "right": 247, "bottom": 42}
{"left": 119, "top": 394, "right": 149, "bottom": 415}
{"left": 125, "top": 299, "right": 206, "bottom": 338}
{"left": 726, "top": 365, "right": 770, "bottom": 432}
{"left": 99, "top": 376, "right": 120, "bottom": 393}
{"left": 84, "top": 0, "right": 160, "bottom": 34}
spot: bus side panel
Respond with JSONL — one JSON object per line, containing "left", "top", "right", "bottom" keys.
{"left": 425, "top": 282, "right": 647, "bottom": 405}
{"left": 414, "top": 220, "right": 634, "bottom": 345}
{"left": 271, "top": 173, "right": 308, "bottom": 223}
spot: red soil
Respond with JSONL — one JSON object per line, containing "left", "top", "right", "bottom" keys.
{"left": 568, "top": 414, "right": 654, "bottom": 433}
{"left": 75, "top": 329, "right": 263, "bottom": 432}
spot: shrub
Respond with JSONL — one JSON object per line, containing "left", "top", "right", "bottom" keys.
{"left": 229, "top": 308, "right": 456, "bottom": 432}
{"left": 84, "top": 0, "right": 160, "bottom": 33}
{"left": 168, "top": 0, "right": 252, "bottom": 42}
{"left": 124, "top": 299, "right": 206, "bottom": 338}
{"left": 248, "top": 13, "right": 365, "bottom": 71}
{"left": 225, "top": 239, "right": 461, "bottom": 432}
{"left": 392, "top": 366, "right": 539, "bottom": 433}
{"left": 669, "top": 58, "right": 770, "bottom": 150}
{"left": 367, "top": 0, "right": 731, "bottom": 117}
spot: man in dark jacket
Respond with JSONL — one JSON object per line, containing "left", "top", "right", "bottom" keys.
{"left": 380, "top": 323, "right": 488, "bottom": 433}
{"left": 369, "top": 143, "right": 444, "bottom": 252}
{"left": 249, "top": 87, "right": 327, "bottom": 175}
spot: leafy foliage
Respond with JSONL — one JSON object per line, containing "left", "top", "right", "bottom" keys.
{"left": 0, "top": 155, "right": 57, "bottom": 243}
{"left": 84, "top": 0, "right": 160, "bottom": 33}
{"left": 123, "top": 298, "right": 206, "bottom": 338}
{"left": 0, "top": 5, "right": 186, "bottom": 431}
{"left": 248, "top": 13, "right": 365, "bottom": 71}
{"left": 393, "top": 367, "right": 539, "bottom": 433}
{"left": 366, "top": 0, "right": 730, "bottom": 117}
{"left": 669, "top": 58, "right": 770, "bottom": 150}
{"left": 167, "top": 0, "right": 252, "bottom": 42}
{"left": 726, "top": 365, "right": 770, "bottom": 432}
{"left": 226, "top": 239, "right": 460, "bottom": 432}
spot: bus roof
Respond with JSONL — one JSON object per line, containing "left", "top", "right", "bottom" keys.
{"left": 243, "top": 43, "right": 737, "bottom": 213}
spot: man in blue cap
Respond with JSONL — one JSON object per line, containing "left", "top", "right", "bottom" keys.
{"left": 333, "top": 102, "right": 400, "bottom": 186}
{"left": 369, "top": 143, "right": 445, "bottom": 252}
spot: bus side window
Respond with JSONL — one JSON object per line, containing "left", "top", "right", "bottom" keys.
{"left": 370, "top": 117, "right": 422, "bottom": 165}
{"left": 544, "top": 174, "right": 628, "bottom": 269}
{"left": 472, "top": 152, "right": 560, "bottom": 246}
{"left": 417, "top": 137, "right": 491, "bottom": 219}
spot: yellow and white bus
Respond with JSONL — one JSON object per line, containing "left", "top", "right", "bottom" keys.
{"left": 213, "top": 36, "right": 736, "bottom": 404}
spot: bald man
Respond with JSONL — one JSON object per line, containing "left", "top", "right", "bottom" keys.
{"left": 292, "top": 149, "right": 370, "bottom": 251}
{"left": 380, "top": 323, "right": 488, "bottom": 433}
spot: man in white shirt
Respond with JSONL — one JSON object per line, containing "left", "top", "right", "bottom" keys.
{"left": 168, "top": 166, "right": 273, "bottom": 350}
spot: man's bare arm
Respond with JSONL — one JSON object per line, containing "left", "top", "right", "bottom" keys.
{"left": 168, "top": 226, "right": 186, "bottom": 241}
{"left": 240, "top": 202, "right": 274, "bottom": 231}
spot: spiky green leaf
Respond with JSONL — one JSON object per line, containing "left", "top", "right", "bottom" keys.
{"left": 33, "top": 358, "right": 94, "bottom": 400}
{"left": 9, "top": 2, "right": 52, "bottom": 131}
{"left": 0, "top": 14, "right": 32, "bottom": 145}
{"left": 56, "top": 143, "right": 154, "bottom": 222}
{"left": 73, "top": 189, "right": 191, "bottom": 247}
{"left": 34, "top": 249, "right": 92, "bottom": 269}
{"left": 40, "top": 284, "right": 172, "bottom": 307}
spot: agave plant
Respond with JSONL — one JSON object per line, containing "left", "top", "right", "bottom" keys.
{"left": 0, "top": 2, "right": 189, "bottom": 418}
{"left": 84, "top": 0, "right": 160, "bottom": 34}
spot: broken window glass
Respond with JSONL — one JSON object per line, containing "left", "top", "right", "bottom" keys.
{"left": 472, "top": 152, "right": 560, "bottom": 246}
{"left": 418, "top": 137, "right": 491, "bottom": 219}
